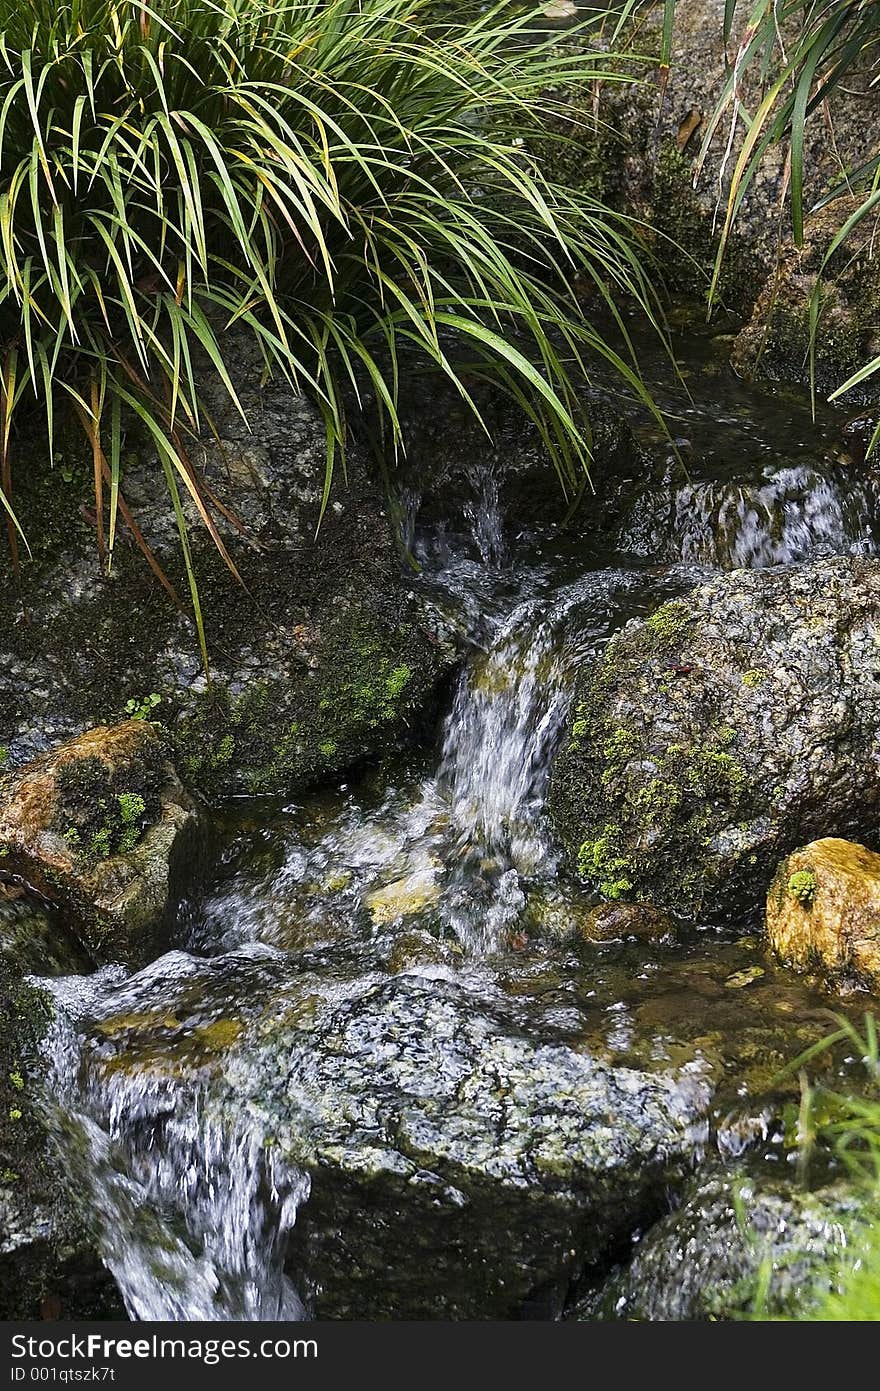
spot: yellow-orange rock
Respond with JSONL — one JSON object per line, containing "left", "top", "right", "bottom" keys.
{"left": 766, "top": 838, "right": 880, "bottom": 987}
{"left": 0, "top": 722, "right": 197, "bottom": 965}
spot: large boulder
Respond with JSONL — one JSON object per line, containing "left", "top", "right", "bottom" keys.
{"left": 0, "top": 344, "right": 457, "bottom": 798}
{"left": 549, "top": 557, "right": 880, "bottom": 917}
{"left": 66, "top": 948, "right": 711, "bottom": 1319}
{"left": 578, "top": 1170, "right": 878, "bottom": 1321}
{"left": 0, "top": 721, "right": 197, "bottom": 964}
{"left": 767, "top": 838, "right": 880, "bottom": 989}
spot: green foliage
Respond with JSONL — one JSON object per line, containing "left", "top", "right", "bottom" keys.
{"left": 0, "top": 0, "right": 667, "bottom": 659}
{"left": 756, "top": 1014, "right": 880, "bottom": 1320}
{"left": 787, "top": 868, "right": 817, "bottom": 907}
{"left": 704, "top": 0, "right": 880, "bottom": 447}
{"left": 124, "top": 694, "right": 162, "bottom": 721}
{"left": 117, "top": 791, "right": 147, "bottom": 852}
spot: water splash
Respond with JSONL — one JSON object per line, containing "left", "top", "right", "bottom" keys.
{"left": 618, "top": 463, "right": 878, "bottom": 568}
{"left": 42, "top": 957, "right": 310, "bottom": 1321}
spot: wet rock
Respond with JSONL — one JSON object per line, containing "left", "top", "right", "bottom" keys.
{"left": 581, "top": 902, "right": 676, "bottom": 944}
{"left": 0, "top": 721, "right": 197, "bottom": 964}
{"left": 767, "top": 838, "right": 880, "bottom": 989}
{"left": 549, "top": 557, "right": 880, "bottom": 917}
{"left": 733, "top": 200, "right": 880, "bottom": 399}
{"left": 73, "top": 951, "right": 711, "bottom": 1319}
{"left": 578, "top": 1171, "right": 878, "bottom": 1321}
{"left": 0, "top": 342, "right": 457, "bottom": 798}
{"left": 364, "top": 863, "right": 442, "bottom": 926}
{"left": 0, "top": 959, "right": 122, "bottom": 1319}
{"left": 383, "top": 929, "right": 457, "bottom": 974}
{"left": 0, "top": 889, "right": 91, "bottom": 977}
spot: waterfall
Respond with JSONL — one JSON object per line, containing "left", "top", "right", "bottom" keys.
{"left": 42, "top": 957, "right": 310, "bottom": 1322}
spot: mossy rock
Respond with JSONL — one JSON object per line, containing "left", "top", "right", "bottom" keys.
{"left": 579, "top": 1170, "right": 880, "bottom": 1321}
{"left": 767, "top": 838, "right": 880, "bottom": 989}
{"left": 0, "top": 721, "right": 199, "bottom": 964}
{"left": 549, "top": 558, "right": 880, "bottom": 918}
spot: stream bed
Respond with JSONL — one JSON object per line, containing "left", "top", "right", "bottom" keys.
{"left": 21, "top": 323, "right": 880, "bottom": 1320}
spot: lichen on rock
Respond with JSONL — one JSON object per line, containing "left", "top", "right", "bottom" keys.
{"left": 549, "top": 557, "right": 880, "bottom": 917}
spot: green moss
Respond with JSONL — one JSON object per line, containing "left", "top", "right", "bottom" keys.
{"left": 597, "top": 728, "right": 639, "bottom": 784}
{"left": 176, "top": 616, "right": 436, "bottom": 799}
{"left": 0, "top": 747, "right": 7, "bottom": 766}
{"left": 556, "top": 662, "right": 751, "bottom": 910}
{"left": 693, "top": 749, "right": 748, "bottom": 800}
{"left": 645, "top": 600, "right": 692, "bottom": 646}
{"left": 787, "top": 868, "right": 817, "bottom": 907}
{"left": 577, "top": 823, "right": 635, "bottom": 900}
{"left": 385, "top": 664, "right": 412, "bottom": 700}
{"left": 52, "top": 752, "right": 160, "bottom": 866}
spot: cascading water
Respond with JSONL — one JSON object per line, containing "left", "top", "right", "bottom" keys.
{"left": 617, "top": 460, "right": 879, "bottom": 567}
{"left": 30, "top": 359, "right": 880, "bottom": 1321}
{"left": 43, "top": 960, "right": 310, "bottom": 1321}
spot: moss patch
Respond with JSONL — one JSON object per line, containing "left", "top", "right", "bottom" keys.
{"left": 52, "top": 753, "right": 162, "bottom": 866}
{"left": 550, "top": 602, "right": 756, "bottom": 911}
{"left": 787, "top": 868, "right": 817, "bottom": 907}
{"left": 176, "top": 613, "right": 433, "bottom": 798}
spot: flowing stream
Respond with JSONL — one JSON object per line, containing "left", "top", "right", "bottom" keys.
{"left": 29, "top": 333, "right": 880, "bottom": 1319}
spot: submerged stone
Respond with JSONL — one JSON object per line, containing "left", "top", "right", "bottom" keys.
{"left": 67, "top": 950, "right": 711, "bottom": 1319}
{"left": 0, "top": 721, "right": 197, "bottom": 964}
{"left": 580, "top": 901, "right": 676, "bottom": 944}
{"left": 364, "top": 864, "right": 442, "bottom": 925}
{"left": 579, "top": 1171, "right": 878, "bottom": 1321}
{"left": 767, "top": 838, "right": 880, "bottom": 989}
{"left": 549, "top": 557, "right": 880, "bottom": 917}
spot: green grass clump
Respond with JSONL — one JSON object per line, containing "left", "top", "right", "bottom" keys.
{"left": 0, "top": 0, "right": 666, "bottom": 663}
{"left": 753, "top": 1014, "right": 880, "bottom": 1320}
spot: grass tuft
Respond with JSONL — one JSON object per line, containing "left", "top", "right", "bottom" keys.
{"left": 0, "top": 0, "right": 667, "bottom": 655}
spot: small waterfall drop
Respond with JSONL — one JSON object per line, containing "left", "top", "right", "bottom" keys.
{"left": 43, "top": 959, "right": 310, "bottom": 1321}
{"left": 618, "top": 462, "right": 878, "bottom": 567}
